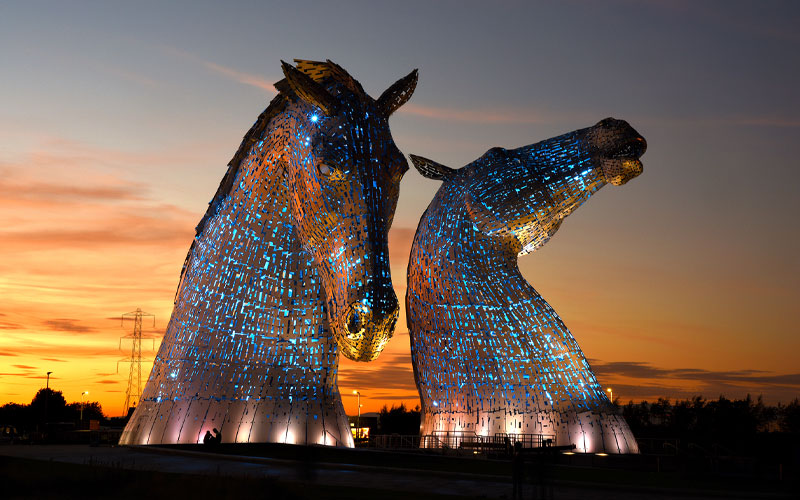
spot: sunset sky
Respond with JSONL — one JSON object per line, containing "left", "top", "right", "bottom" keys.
{"left": 1, "top": 1, "right": 798, "bottom": 417}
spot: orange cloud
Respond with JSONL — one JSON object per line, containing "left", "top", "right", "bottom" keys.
{"left": 159, "top": 45, "right": 277, "bottom": 94}
{"left": 41, "top": 319, "right": 96, "bottom": 334}
{"left": 592, "top": 360, "right": 800, "bottom": 403}
{"left": 201, "top": 61, "right": 277, "bottom": 93}
{"left": 0, "top": 135, "right": 193, "bottom": 414}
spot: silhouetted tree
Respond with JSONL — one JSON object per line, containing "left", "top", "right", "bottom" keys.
{"left": 377, "top": 403, "right": 420, "bottom": 435}
{"left": 0, "top": 390, "right": 105, "bottom": 431}
{"left": 619, "top": 394, "right": 800, "bottom": 457}
{"left": 68, "top": 402, "right": 104, "bottom": 422}
{"left": 30, "top": 388, "right": 68, "bottom": 422}
{"left": 0, "top": 403, "right": 31, "bottom": 429}
{"left": 780, "top": 398, "right": 800, "bottom": 433}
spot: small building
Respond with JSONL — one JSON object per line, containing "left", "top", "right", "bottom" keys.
{"left": 348, "top": 412, "right": 379, "bottom": 440}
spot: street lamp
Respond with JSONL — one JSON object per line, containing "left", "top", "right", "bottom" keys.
{"left": 80, "top": 391, "right": 89, "bottom": 422}
{"left": 352, "top": 390, "right": 361, "bottom": 438}
{"left": 606, "top": 388, "right": 613, "bottom": 403}
{"left": 44, "top": 371, "right": 53, "bottom": 426}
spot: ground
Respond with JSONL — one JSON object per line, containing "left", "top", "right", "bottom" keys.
{"left": 0, "top": 444, "right": 795, "bottom": 499}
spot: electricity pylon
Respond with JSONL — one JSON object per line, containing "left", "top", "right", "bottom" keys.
{"left": 118, "top": 308, "right": 155, "bottom": 416}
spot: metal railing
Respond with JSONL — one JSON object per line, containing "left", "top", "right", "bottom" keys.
{"left": 368, "top": 434, "right": 422, "bottom": 449}
{"left": 355, "top": 432, "right": 556, "bottom": 453}
{"left": 493, "top": 433, "right": 555, "bottom": 448}
{"left": 420, "top": 431, "right": 556, "bottom": 451}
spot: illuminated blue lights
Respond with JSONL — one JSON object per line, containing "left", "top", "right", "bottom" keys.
{"left": 120, "top": 60, "right": 417, "bottom": 447}
{"left": 407, "top": 118, "right": 646, "bottom": 453}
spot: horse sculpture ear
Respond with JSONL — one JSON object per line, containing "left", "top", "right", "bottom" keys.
{"left": 281, "top": 60, "right": 338, "bottom": 116}
{"left": 409, "top": 154, "right": 456, "bottom": 181}
{"left": 377, "top": 69, "right": 418, "bottom": 116}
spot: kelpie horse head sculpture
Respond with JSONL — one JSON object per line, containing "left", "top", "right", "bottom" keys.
{"left": 407, "top": 118, "right": 646, "bottom": 453}
{"left": 121, "top": 60, "right": 416, "bottom": 446}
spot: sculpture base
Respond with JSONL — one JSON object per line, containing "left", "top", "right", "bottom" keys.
{"left": 420, "top": 408, "right": 638, "bottom": 454}
{"left": 119, "top": 396, "right": 354, "bottom": 448}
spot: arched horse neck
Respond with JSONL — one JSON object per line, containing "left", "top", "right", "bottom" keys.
{"left": 170, "top": 93, "right": 339, "bottom": 373}
{"left": 122, "top": 94, "right": 350, "bottom": 445}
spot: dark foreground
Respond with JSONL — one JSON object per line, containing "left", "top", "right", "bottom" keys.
{"left": 0, "top": 444, "right": 796, "bottom": 499}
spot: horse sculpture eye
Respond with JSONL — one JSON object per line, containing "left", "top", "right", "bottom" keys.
{"left": 318, "top": 163, "right": 333, "bottom": 176}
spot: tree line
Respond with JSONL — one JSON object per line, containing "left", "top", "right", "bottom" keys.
{"left": 621, "top": 395, "right": 800, "bottom": 435}
{"left": 0, "top": 388, "right": 104, "bottom": 432}
{"left": 377, "top": 403, "right": 421, "bottom": 435}
{"left": 620, "top": 395, "right": 800, "bottom": 458}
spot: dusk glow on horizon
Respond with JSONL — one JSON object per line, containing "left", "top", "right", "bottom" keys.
{"left": 1, "top": 1, "right": 798, "bottom": 417}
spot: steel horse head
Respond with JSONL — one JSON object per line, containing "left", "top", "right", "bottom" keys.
{"left": 277, "top": 60, "right": 416, "bottom": 361}
{"left": 406, "top": 118, "right": 646, "bottom": 453}
{"left": 120, "top": 60, "right": 416, "bottom": 447}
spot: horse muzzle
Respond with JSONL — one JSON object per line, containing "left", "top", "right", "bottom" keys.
{"left": 336, "top": 296, "right": 400, "bottom": 362}
{"left": 592, "top": 118, "right": 647, "bottom": 186}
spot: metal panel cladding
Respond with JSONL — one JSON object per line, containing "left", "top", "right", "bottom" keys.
{"left": 120, "top": 60, "right": 417, "bottom": 446}
{"left": 407, "top": 118, "right": 646, "bottom": 453}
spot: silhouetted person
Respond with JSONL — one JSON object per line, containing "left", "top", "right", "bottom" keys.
{"left": 512, "top": 441, "right": 524, "bottom": 500}
{"left": 203, "top": 430, "right": 214, "bottom": 445}
{"left": 212, "top": 428, "right": 222, "bottom": 445}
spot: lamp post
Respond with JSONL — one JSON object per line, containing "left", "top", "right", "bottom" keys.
{"left": 352, "top": 390, "right": 361, "bottom": 439}
{"left": 44, "top": 371, "right": 53, "bottom": 427}
{"left": 80, "top": 391, "right": 89, "bottom": 423}
{"left": 606, "top": 388, "right": 613, "bottom": 404}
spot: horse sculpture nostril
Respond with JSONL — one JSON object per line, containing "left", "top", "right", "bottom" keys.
{"left": 635, "top": 136, "right": 647, "bottom": 156}
{"left": 347, "top": 310, "right": 362, "bottom": 335}
{"left": 345, "top": 302, "right": 372, "bottom": 338}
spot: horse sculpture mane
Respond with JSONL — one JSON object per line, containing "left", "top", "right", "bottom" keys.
{"left": 177, "top": 60, "right": 403, "bottom": 299}
{"left": 407, "top": 118, "right": 646, "bottom": 453}
{"left": 121, "top": 59, "right": 416, "bottom": 446}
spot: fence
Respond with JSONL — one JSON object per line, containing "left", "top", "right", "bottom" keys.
{"left": 367, "top": 434, "right": 422, "bottom": 449}
{"left": 358, "top": 432, "right": 556, "bottom": 453}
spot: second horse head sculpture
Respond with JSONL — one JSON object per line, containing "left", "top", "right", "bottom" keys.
{"left": 407, "top": 118, "right": 646, "bottom": 453}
